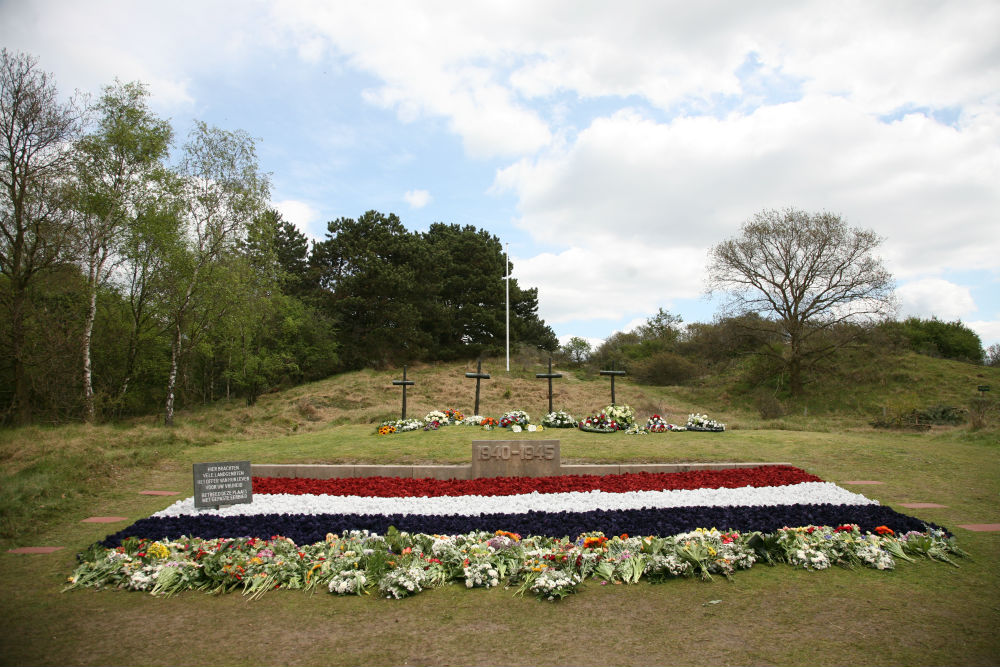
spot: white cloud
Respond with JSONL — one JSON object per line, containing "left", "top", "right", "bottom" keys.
{"left": 968, "top": 321, "right": 1000, "bottom": 348}
{"left": 403, "top": 189, "right": 433, "bottom": 209}
{"left": 496, "top": 98, "right": 1000, "bottom": 291}
{"left": 896, "top": 279, "right": 977, "bottom": 320}
{"left": 272, "top": 199, "right": 321, "bottom": 238}
{"left": 515, "top": 247, "right": 703, "bottom": 324}
{"left": 556, "top": 333, "right": 605, "bottom": 350}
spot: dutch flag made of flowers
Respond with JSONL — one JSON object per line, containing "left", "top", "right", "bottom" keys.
{"left": 100, "top": 466, "right": 943, "bottom": 547}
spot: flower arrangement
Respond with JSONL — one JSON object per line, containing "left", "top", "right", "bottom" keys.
{"left": 65, "top": 525, "right": 966, "bottom": 602}
{"left": 424, "top": 410, "right": 448, "bottom": 425}
{"left": 686, "top": 413, "right": 725, "bottom": 431}
{"left": 443, "top": 409, "right": 464, "bottom": 423}
{"left": 541, "top": 411, "right": 577, "bottom": 428}
{"left": 623, "top": 423, "right": 647, "bottom": 435}
{"left": 645, "top": 414, "right": 685, "bottom": 432}
{"left": 376, "top": 418, "right": 423, "bottom": 434}
{"left": 604, "top": 404, "right": 635, "bottom": 427}
{"left": 579, "top": 412, "right": 619, "bottom": 433}
{"left": 479, "top": 417, "right": 498, "bottom": 430}
{"left": 461, "top": 415, "right": 486, "bottom": 426}
{"left": 499, "top": 410, "right": 530, "bottom": 428}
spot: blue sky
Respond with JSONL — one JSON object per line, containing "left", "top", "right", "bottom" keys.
{"left": 3, "top": 1, "right": 998, "bottom": 349}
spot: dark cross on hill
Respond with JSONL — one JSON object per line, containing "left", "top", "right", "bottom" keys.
{"left": 391, "top": 365, "right": 416, "bottom": 419}
{"left": 464, "top": 358, "right": 491, "bottom": 415}
{"left": 535, "top": 357, "right": 563, "bottom": 414}
{"left": 599, "top": 361, "right": 626, "bottom": 405}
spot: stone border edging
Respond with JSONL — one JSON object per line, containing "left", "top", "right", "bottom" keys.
{"left": 252, "top": 462, "right": 794, "bottom": 481}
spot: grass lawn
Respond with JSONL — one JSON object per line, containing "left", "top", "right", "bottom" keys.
{"left": 2, "top": 420, "right": 998, "bottom": 666}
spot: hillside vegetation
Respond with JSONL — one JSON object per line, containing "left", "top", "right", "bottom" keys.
{"left": 2, "top": 349, "right": 997, "bottom": 543}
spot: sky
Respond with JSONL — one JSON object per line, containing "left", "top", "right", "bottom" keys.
{"left": 3, "top": 1, "right": 998, "bottom": 350}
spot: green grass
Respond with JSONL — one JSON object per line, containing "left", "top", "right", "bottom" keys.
{"left": 1, "top": 356, "right": 999, "bottom": 665}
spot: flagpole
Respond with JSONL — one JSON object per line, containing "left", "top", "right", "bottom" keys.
{"left": 505, "top": 243, "right": 510, "bottom": 373}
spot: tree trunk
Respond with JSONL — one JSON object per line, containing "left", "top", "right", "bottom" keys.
{"left": 164, "top": 323, "right": 181, "bottom": 426}
{"left": 81, "top": 265, "right": 99, "bottom": 423}
{"left": 10, "top": 284, "right": 31, "bottom": 425}
{"left": 788, "top": 328, "right": 804, "bottom": 396}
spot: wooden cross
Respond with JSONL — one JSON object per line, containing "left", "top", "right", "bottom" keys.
{"left": 391, "top": 365, "right": 416, "bottom": 419}
{"left": 464, "top": 358, "right": 491, "bottom": 415}
{"left": 535, "top": 357, "right": 563, "bottom": 414}
{"left": 599, "top": 361, "right": 626, "bottom": 405}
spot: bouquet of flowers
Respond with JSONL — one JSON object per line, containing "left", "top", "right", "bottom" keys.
{"left": 686, "top": 413, "right": 726, "bottom": 432}
{"left": 646, "top": 414, "right": 669, "bottom": 432}
{"left": 604, "top": 404, "right": 635, "bottom": 428}
{"left": 376, "top": 418, "right": 423, "bottom": 434}
{"left": 424, "top": 410, "right": 448, "bottom": 427}
{"left": 444, "top": 409, "right": 464, "bottom": 424}
{"left": 499, "top": 410, "right": 530, "bottom": 428}
{"left": 541, "top": 411, "right": 577, "bottom": 428}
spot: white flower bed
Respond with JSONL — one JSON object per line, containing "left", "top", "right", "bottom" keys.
{"left": 154, "top": 482, "right": 878, "bottom": 518}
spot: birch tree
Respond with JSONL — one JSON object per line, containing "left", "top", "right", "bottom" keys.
{"left": 73, "top": 80, "right": 171, "bottom": 421}
{"left": 163, "top": 122, "right": 268, "bottom": 426}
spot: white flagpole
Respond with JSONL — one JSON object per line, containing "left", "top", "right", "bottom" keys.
{"left": 505, "top": 243, "right": 510, "bottom": 372}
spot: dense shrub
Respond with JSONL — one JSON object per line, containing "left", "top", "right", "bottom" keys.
{"left": 885, "top": 317, "right": 984, "bottom": 363}
{"left": 631, "top": 352, "right": 700, "bottom": 386}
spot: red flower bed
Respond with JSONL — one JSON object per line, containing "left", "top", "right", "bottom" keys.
{"left": 252, "top": 465, "right": 822, "bottom": 497}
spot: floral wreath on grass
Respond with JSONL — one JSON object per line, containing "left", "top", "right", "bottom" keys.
{"left": 499, "top": 410, "right": 530, "bottom": 428}
{"left": 686, "top": 413, "right": 726, "bottom": 432}
{"left": 579, "top": 404, "right": 635, "bottom": 433}
{"left": 646, "top": 415, "right": 686, "bottom": 433}
{"left": 541, "top": 411, "right": 577, "bottom": 428}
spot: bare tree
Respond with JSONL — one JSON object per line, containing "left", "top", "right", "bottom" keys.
{"left": 0, "top": 50, "right": 81, "bottom": 424}
{"left": 706, "top": 208, "right": 896, "bottom": 395}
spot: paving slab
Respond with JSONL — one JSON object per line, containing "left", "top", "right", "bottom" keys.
{"left": 139, "top": 490, "right": 180, "bottom": 496}
{"left": 899, "top": 503, "right": 948, "bottom": 509}
{"left": 957, "top": 524, "right": 1000, "bottom": 532}
{"left": 7, "top": 546, "right": 64, "bottom": 554}
{"left": 81, "top": 516, "right": 129, "bottom": 523}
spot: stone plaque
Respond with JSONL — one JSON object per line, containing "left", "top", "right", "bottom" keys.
{"left": 471, "top": 440, "right": 560, "bottom": 478}
{"left": 193, "top": 460, "right": 253, "bottom": 509}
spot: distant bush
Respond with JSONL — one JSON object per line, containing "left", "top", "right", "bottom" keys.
{"left": 915, "top": 404, "right": 965, "bottom": 425}
{"left": 631, "top": 352, "right": 700, "bottom": 386}
{"left": 754, "top": 390, "right": 785, "bottom": 419}
{"left": 871, "top": 404, "right": 964, "bottom": 429}
{"left": 884, "top": 317, "right": 984, "bottom": 363}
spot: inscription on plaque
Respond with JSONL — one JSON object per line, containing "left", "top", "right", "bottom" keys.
{"left": 193, "top": 460, "right": 253, "bottom": 509}
{"left": 471, "top": 440, "right": 560, "bottom": 478}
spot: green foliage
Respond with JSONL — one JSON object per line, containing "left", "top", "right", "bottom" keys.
{"left": 886, "top": 317, "right": 985, "bottom": 363}
{"left": 561, "top": 336, "right": 591, "bottom": 365}
{"left": 631, "top": 351, "right": 700, "bottom": 386}
{"left": 309, "top": 214, "right": 557, "bottom": 370}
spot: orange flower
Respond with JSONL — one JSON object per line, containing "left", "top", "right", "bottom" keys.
{"left": 874, "top": 525, "right": 895, "bottom": 536}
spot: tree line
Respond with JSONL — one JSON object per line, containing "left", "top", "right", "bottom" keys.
{"left": 0, "top": 50, "right": 555, "bottom": 425}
